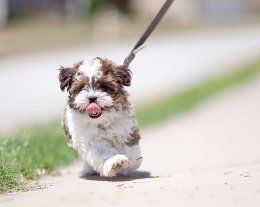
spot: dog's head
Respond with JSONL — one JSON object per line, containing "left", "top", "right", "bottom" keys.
{"left": 59, "top": 57, "right": 131, "bottom": 119}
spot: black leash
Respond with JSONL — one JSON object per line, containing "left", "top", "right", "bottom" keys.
{"left": 123, "top": 0, "right": 175, "bottom": 67}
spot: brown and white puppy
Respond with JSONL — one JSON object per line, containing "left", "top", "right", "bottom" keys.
{"left": 59, "top": 57, "right": 142, "bottom": 177}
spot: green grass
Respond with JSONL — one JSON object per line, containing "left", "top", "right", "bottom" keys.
{"left": 0, "top": 121, "right": 77, "bottom": 193}
{"left": 137, "top": 61, "right": 260, "bottom": 127}
{"left": 1, "top": 60, "right": 260, "bottom": 193}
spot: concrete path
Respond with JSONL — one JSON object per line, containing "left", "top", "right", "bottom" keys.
{"left": 1, "top": 24, "right": 260, "bottom": 133}
{"left": 1, "top": 75, "right": 259, "bottom": 206}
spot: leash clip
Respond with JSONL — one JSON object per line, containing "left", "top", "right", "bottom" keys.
{"left": 123, "top": 44, "right": 146, "bottom": 67}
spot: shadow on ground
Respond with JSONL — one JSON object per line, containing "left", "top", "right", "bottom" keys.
{"left": 82, "top": 171, "right": 158, "bottom": 182}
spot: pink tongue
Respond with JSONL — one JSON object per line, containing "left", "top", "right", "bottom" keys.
{"left": 86, "top": 103, "right": 102, "bottom": 114}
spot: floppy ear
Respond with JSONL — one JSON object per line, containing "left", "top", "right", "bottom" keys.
{"left": 58, "top": 66, "right": 76, "bottom": 92}
{"left": 114, "top": 66, "right": 132, "bottom": 87}
{"left": 100, "top": 58, "right": 132, "bottom": 87}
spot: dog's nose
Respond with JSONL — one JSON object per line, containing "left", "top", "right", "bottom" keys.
{"left": 88, "top": 97, "right": 97, "bottom": 103}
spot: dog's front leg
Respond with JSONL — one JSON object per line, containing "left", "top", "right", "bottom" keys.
{"left": 86, "top": 138, "right": 129, "bottom": 177}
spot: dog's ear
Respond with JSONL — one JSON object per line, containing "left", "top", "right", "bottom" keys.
{"left": 58, "top": 66, "right": 76, "bottom": 92}
{"left": 114, "top": 66, "right": 132, "bottom": 87}
{"left": 100, "top": 58, "right": 132, "bottom": 87}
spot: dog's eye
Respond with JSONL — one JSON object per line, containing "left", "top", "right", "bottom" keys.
{"left": 76, "top": 71, "right": 83, "bottom": 77}
{"left": 100, "top": 85, "right": 108, "bottom": 92}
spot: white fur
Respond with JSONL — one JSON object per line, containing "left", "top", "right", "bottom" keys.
{"left": 66, "top": 106, "right": 142, "bottom": 177}
{"left": 78, "top": 57, "right": 103, "bottom": 84}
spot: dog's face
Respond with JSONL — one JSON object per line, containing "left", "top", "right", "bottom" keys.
{"left": 59, "top": 57, "right": 131, "bottom": 119}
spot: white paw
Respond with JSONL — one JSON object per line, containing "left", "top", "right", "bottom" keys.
{"left": 102, "top": 155, "right": 129, "bottom": 177}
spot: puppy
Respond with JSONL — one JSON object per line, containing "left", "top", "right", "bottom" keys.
{"left": 59, "top": 57, "right": 142, "bottom": 177}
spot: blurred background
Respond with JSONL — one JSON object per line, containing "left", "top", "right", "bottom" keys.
{"left": 1, "top": 1, "right": 260, "bottom": 203}
{"left": 0, "top": 0, "right": 260, "bottom": 133}
{"left": 1, "top": 0, "right": 260, "bottom": 57}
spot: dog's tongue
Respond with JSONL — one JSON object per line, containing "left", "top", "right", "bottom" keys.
{"left": 86, "top": 103, "right": 102, "bottom": 114}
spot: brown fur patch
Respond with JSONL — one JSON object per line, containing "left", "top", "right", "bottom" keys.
{"left": 114, "top": 92, "right": 130, "bottom": 110}
{"left": 100, "top": 58, "right": 132, "bottom": 86}
{"left": 99, "top": 58, "right": 132, "bottom": 110}
{"left": 58, "top": 61, "right": 90, "bottom": 111}
{"left": 69, "top": 76, "right": 89, "bottom": 97}
{"left": 62, "top": 108, "right": 72, "bottom": 144}
{"left": 126, "top": 126, "right": 141, "bottom": 146}
{"left": 59, "top": 61, "right": 83, "bottom": 92}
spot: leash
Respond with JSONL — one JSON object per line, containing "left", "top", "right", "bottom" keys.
{"left": 122, "top": 0, "right": 175, "bottom": 67}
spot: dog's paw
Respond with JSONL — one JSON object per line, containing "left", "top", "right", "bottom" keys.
{"left": 102, "top": 155, "right": 129, "bottom": 177}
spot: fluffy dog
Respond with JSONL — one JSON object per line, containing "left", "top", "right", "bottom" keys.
{"left": 59, "top": 57, "right": 142, "bottom": 177}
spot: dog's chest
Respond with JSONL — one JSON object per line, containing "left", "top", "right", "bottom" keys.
{"left": 67, "top": 107, "right": 137, "bottom": 145}
{"left": 103, "top": 114, "right": 136, "bottom": 143}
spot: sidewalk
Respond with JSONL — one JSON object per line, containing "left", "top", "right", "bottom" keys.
{"left": 1, "top": 76, "right": 259, "bottom": 206}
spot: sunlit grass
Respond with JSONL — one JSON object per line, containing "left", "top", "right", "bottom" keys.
{"left": 1, "top": 60, "right": 260, "bottom": 193}
{"left": 137, "top": 61, "right": 260, "bottom": 127}
{"left": 0, "top": 121, "right": 77, "bottom": 193}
